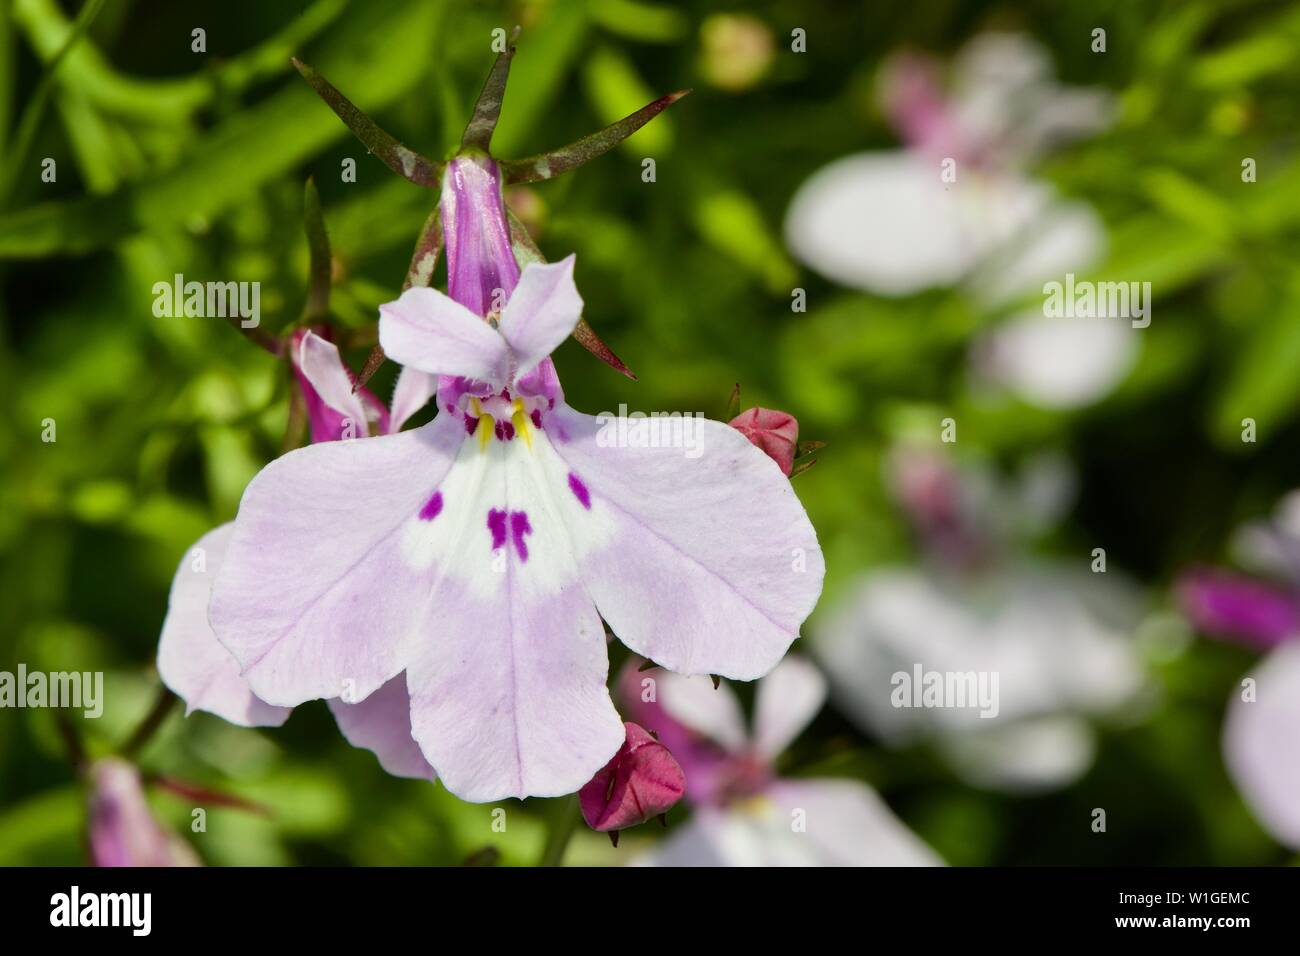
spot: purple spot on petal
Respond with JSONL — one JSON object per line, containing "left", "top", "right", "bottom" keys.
{"left": 531, "top": 409, "right": 543, "bottom": 430}
{"left": 510, "top": 511, "right": 533, "bottom": 562}
{"left": 445, "top": 404, "right": 456, "bottom": 414}
{"left": 419, "top": 491, "right": 443, "bottom": 521}
{"left": 487, "top": 509, "right": 508, "bottom": 552}
{"left": 494, "top": 420, "right": 505, "bottom": 441}
{"left": 568, "top": 472, "right": 591, "bottom": 510}
{"left": 464, "top": 415, "right": 478, "bottom": 436}
{"left": 502, "top": 420, "right": 515, "bottom": 441}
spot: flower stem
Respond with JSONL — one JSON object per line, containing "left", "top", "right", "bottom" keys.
{"left": 537, "top": 793, "right": 581, "bottom": 867}
{"left": 120, "top": 686, "right": 179, "bottom": 759}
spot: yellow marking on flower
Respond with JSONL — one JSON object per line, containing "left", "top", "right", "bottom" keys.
{"left": 734, "top": 794, "right": 778, "bottom": 819}
{"left": 476, "top": 414, "right": 494, "bottom": 452}
{"left": 511, "top": 399, "right": 533, "bottom": 450}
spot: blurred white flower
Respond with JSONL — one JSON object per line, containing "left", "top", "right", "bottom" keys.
{"left": 813, "top": 445, "right": 1146, "bottom": 792}
{"left": 784, "top": 33, "right": 1135, "bottom": 409}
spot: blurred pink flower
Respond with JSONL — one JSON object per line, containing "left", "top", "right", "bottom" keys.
{"left": 623, "top": 657, "right": 940, "bottom": 866}
{"left": 579, "top": 722, "right": 685, "bottom": 837}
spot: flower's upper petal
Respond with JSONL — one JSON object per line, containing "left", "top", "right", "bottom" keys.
{"left": 402, "top": 422, "right": 623, "bottom": 801}
{"left": 939, "top": 715, "right": 1096, "bottom": 792}
{"left": 388, "top": 365, "right": 438, "bottom": 432}
{"left": 497, "top": 256, "right": 584, "bottom": 385}
{"left": 752, "top": 656, "right": 826, "bottom": 760}
{"left": 209, "top": 414, "right": 466, "bottom": 707}
{"left": 378, "top": 286, "right": 509, "bottom": 386}
{"left": 328, "top": 673, "right": 435, "bottom": 781}
{"left": 156, "top": 523, "right": 292, "bottom": 728}
{"left": 547, "top": 405, "right": 824, "bottom": 680}
{"left": 297, "top": 331, "right": 374, "bottom": 437}
{"left": 654, "top": 671, "right": 748, "bottom": 753}
{"left": 1224, "top": 642, "right": 1300, "bottom": 850}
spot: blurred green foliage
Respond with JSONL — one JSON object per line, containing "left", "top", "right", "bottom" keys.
{"left": 1, "top": 0, "right": 1298, "bottom": 866}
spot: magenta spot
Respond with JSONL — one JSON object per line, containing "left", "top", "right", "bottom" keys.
{"left": 568, "top": 472, "right": 591, "bottom": 510}
{"left": 445, "top": 404, "right": 456, "bottom": 414}
{"left": 502, "top": 420, "right": 515, "bottom": 441}
{"left": 487, "top": 509, "right": 508, "bottom": 551}
{"left": 510, "top": 511, "right": 533, "bottom": 562}
{"left": 531, "top": 409, "right": 543, "bottom": 430}
{"left": 494, "top": 420, "right": 505, "bottom": 441}
{"left": 464, "top": 415, "right": 478, "bottom": 436}
{"left": 419, "top": 491, "right": 443, "bottom": 521}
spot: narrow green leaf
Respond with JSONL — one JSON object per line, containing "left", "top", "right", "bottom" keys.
{"left": 501, "top": 89, "right": 690, "bottom": 184}
{"left": 291, "top": 56, "right": 441, "bottom": 187}
{"left": 461, "top": 25, "right": 520, "bottom": 151}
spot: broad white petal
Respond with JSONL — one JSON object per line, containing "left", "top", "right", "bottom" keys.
{"left": 329, "top": 673, "right": 435, "bottom": 781}
{"left": 752, "top": 656, "right": 827, "bottom": 759}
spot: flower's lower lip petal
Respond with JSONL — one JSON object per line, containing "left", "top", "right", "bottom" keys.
{"left": 329, "top": 673, "right": 435, "bottom": 781}
{"left": 209, "top": 414, "right": 466, "bottom": 707}
{"left": 407, "top": 582, "right": 622, "bottom": 802}
{"left": 403, "top": 428, "right": 622, "bottom": 802}
{"left": 546, "top": 404, "right": 825, "bottom": 681}
{"left": 759, "top": 779, "right": 943, "bottom": 866}
{"left": 157, "top": 523, "right": 292, "bottom": 728}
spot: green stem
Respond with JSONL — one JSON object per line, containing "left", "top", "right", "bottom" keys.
{"left": 119, "top": 685, "right": 178, "bottom": 759}
{"left": 538, "top": 793, "right": 581, "bottom": 867}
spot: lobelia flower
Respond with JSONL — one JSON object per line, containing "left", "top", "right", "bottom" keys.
{"left": 784, "top": 33, "right": 1135, "bottom": 410}
{"left": 579, "top": 722, "right": 685, "bottom": 840}
{"left": 87, "top": 758, "right": 201, "bottom": 867}
{"left": 1175, "top": 490, "right": 1300, "bottom": 849}
{"left": 156, "top": 330, "right": 438, "bottom": 780}
{"left": 205, "top": 158, "right": 824, "bottom": 802}
{"left": 812, "top": 443, "right": 1146, "bottom": 792}
{"left": 623, "top": 657, "right": 941, "bottom": 866}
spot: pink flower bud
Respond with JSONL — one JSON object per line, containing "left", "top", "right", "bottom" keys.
{"left": 728, "top": 407, "right": 799, "bottom": 475}
{"left": 579, "top": 722, "right": 685, "bottom": 834}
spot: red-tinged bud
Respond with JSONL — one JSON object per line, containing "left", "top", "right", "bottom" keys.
{"left": 579, "top": 722, "right": 685, "bottom": 835}
{"left": 729, "top": 406, "right": 799, "bottom": 475}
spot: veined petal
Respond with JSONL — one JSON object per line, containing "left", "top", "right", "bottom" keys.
{"left": 209, "top": 414, "right": 466, "bottom": 707}
{"left": 388, "top": 365, "right": 438, "bottom": 432}
{"left": 157, "top": 524, "right": 292, "bottom": 728}
{"left": 498, "top": 256, "right": 584, "bottom": 384}
{"left": 378, "top": 286, "right": 509, "bottom": 386}
{"left": 329, "top": 673, "right": 435, "bottom": 781}
{"left": 752, "top": 656, "right": 826, "bottom": 760}
{"left": 297, "top": 332, "right": 373, "bottom": 436}
{"left": 546, "top": 405, "right": 824, "bottom": 680}
{"left": 401, "top": 424, "right": 623, "bottom": 801}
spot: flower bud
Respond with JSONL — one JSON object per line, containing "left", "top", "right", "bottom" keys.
{"left": 729, "top": 406, "right": 799, "bottom": 475}
{"left": 579, "top": 722, "right": 685, "bottom": 835}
